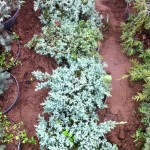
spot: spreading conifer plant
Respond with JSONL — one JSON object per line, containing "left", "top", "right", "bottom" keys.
{"left": 34, "top": 0, "right": 102, "bottom": 26}
{"left": 33, "top": 58, "right": 117, "bottom": 150}
{"left": 27, "top": 20, "right": 102, "bottom": 62}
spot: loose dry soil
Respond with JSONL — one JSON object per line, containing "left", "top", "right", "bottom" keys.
{"left": 4, "top": 0, "right": 143, "bottom": 149}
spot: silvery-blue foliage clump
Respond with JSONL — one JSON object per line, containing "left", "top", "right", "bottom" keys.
{"left": 0, "top": 23, "right": 12, "bottom": 52}
{"left": 33, "top": 58, "right": 111, "bottom": 112}
{"left": 0, "top": 69, "right": 10, "bottom": 94}
{"left": 33, "top": 58, "right": 117, "bottom": 150}
{"left": 0, "top": 0, "right": 20, "bottom": 22}
{"left": 34, "top": 0, "right": 102, "bottom": 26}
{"left": 36, "top": 116, "right": 117, "bottom": 150}
{"left": 27, "top": 20, "right": 102, "bottom": 62}
{"left": 0, "top": 0, "right": 10, "bottom": 22}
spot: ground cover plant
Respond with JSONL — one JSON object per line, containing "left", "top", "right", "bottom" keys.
{"left": 27, "top": 20, "right": 102, "bottom": 62}
{"left": 129, "top": 51, "right": 150, "bottom": 149}
{"left": 0, "top": 112, "right": 36, "bottom": 149}
{"left": 121, "top": 0, "right": 150, "bottom": 149}
{"left": 121, "top": 0, "right": 150, "bottom": 55}
{"left": 27, "top": 0, "right": 120, "bottom": 149}
{"left": 0, "top": 52, "right": 15, "bottom": 69}
{"left": 34, "top": 0, "right": 102, "bottom": 26}
{"left": 34, "top": 58, "right": 117, "bottom": 150}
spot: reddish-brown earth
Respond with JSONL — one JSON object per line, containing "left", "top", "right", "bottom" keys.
{"left": 97, "top": 0, "right": 142, "bottom": 150}
{"left": 2, "top": 0, "right": 143, "bottom": 150}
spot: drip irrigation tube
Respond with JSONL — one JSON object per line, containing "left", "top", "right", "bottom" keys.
{"left": 3, "top": 9, "right": 19, "bottom": 30}
{"left": 124, "top": 2, "right": 129, "bottom": 20}
{"left": 2, "top": 73, "right": 20, "bottom": 114}
{"left": 14, "top": 39, "right": 21, "bottom": 64}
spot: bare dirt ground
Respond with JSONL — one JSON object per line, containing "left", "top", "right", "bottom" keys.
{"left": 96, "top": 0, "right": 142, "bottom": 149}
{"left": 3, "top": 0, "right": 143, "bottom": 149}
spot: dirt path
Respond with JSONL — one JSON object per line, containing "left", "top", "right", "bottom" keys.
{"left": 96, "top": 0, "right": 141, "bottom": 150}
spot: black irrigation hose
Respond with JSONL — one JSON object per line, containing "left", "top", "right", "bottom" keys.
{"left": 17, "top": 138, "right": 21, "bottom": 150}
{"left": 14, "top": 39, "right": 21, "bottom": 65}
{"left": 2, "top": 73, "right": 20, "bottom": 114}
{"left": 124, "top": 2, "right": 129, "bottom": 20}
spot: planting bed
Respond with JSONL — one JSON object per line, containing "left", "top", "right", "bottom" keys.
{"left": 1, "top": 0, "right": 145, "bottom": 150}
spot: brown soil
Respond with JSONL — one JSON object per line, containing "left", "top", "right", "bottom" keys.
{"left": 96, "top": 0, "right": 142, "bottom": 150}
{"left": 2, "top": 0, "right": 143, "bottom": 150}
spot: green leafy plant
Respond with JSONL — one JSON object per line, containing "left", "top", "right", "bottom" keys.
{"left": 12, "top": 32, "right": 20, "bottom": 40}
{"left": 132, "top": 127, "right": 147, "bottom": 147}
{"left": 144, "top": 126, "right": 150, "bottom": 150}
{"left": 121, "top": 1, "right": 150, "bottom": 149}
{"left": 0, "top": 112, "right": 36, "bottom": 148}
{"left": 0, "top": 24, "right": 20, "bottom": 70}
{"left": 33, "top": 57, "right": 118, "bottom": 150}
{"left": 0, "top": 52, "right": 16, "bottom": 70}
{"left": 27, "top": 20, "right": 102, "bottom": 62}
{"left": 128, "top": 49, "right": 150, "bottom": 149}
{"left": 121, "top": 0, "right": 150, "bottom": 55}
{"left": 31, "top": 0, "right": 119, "bottom": 149}
{"left": 132, "top": 126, "right": 150, "bottom": 149}
{"left": 34, "top": 0, "right": 102, "bottom": 26}
{"left": 129, "top": 50, "right": 150, "bottom": 101}
{"left": 62, "top": 129, "right": 75, "bottom": 144}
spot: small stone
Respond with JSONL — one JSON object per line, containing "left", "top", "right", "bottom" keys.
{"left": 20, "top": 40, "right": 23, "bottom": 45}
{"left": 114, "top": 60, "right": 118, "bottom": 65}
{"left": 25, "top": 80, "right": 31, "bottom": 84}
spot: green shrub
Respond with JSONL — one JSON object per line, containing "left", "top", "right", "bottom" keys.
{"left": 121, "top": 1, "right": 150, "bottom": 149}
{"left": 144, "top": 127, "right": 150, "bottom": 150}
{"left": 34, "top": 0, "right": 102, "bottom": 26}
{"left": 27, "top": 20, "right": 102, "bottom": 62}
{"left": 0, "top": 112, "right": 36, "bottom": 148}
{"left": 129, "top": 50, "right": 150, "bottom": 101}
{"left": 33, "top": 57, "right": 116, "bottom": 150}
{"left": 121, "top": 0, "right": 150, "bottom": 55}
{"left": 129, "top": 49, "right": 150, "bottom": 148}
